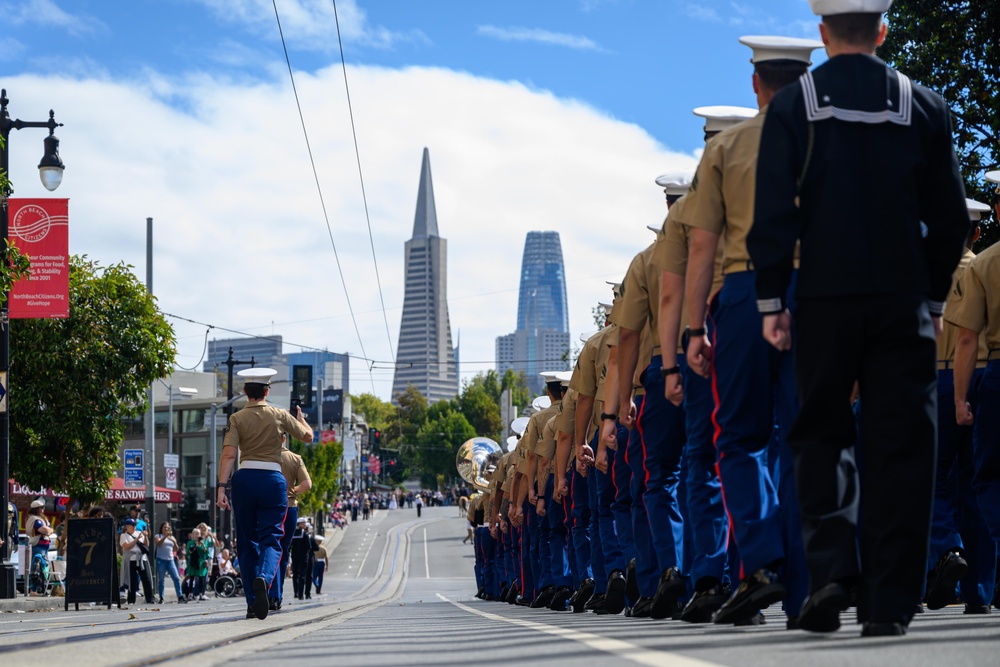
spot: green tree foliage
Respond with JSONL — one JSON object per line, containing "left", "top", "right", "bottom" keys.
{"left": 415, "top": 404, "right": 475, "bottom": 489}
{"left": 500, "top": 369, "right": 531, "bottom": 410}
{"left": 350, "top": 392, "right": 396, "bottom": 431}
{"left": 458, "top": 379, "right": 502, "bottom": 439}
{"left": 11, "top": 256, "right": 176, "bottom": 505}
{"left": 289, "top": 438, "right": 343, "bottom": 514}
{"left": 881, "top": 0, "right": 999, "bottom": 248}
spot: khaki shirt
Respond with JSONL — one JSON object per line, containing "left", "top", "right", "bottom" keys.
{"left": 938, "top": 248, "right": 990, "bottom": 365}
{"left": 314, "top": 546, "right": 328, "bottom": 562}
{"left": 501, "top": 451, "right": 515, "bottom": 494}
{"left": 944, "top": 241, "right": 1000, "bottom": 351}
{"left": 614, "top": 243, "right": 664, "bottom": 352}
{"left": 223, "top": 402, "right": 312, "bottom": 465}
{"left": 515, "top": 404, "right": 559, "bottom": 474}
{"left": 538, "top": 415, "right": 558, "bottom": 461}
{"left": 675, "top": 112, "right": 765, "bottom": 274}
{"left": 280, "top": 449, "right": 308, "bottom": 507}
{"left": 556, "top": 388, "right": 578, "bottom": 438}
{"left": 653, "top": 200, "right": 725, "bottom": 302}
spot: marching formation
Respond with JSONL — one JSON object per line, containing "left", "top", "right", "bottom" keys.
{"left": 467, "top": 0, "right": 1000, "bottom": 638}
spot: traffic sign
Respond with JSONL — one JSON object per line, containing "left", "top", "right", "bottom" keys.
{"left": 320, "top": 429, "right": 337, "bottom": 444}
{"left": 165, "top": 468, "right": 177, "bottom": 490}
{"left": 124, "top": 448, "right": 144, "bottom": 488}
{"left": 163, "top": 453, "right": 179, "bottom": 469}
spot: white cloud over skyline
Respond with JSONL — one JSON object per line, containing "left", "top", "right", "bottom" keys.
{"left": 3, "top": 62, "right": 697, "bottom": 400}
{"left": 476, "top": 25, "right": 604, "bottom": 52}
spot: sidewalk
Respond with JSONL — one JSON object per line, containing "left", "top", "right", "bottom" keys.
{"left": 0, "top": 594, "right": 65, "bottom": 613}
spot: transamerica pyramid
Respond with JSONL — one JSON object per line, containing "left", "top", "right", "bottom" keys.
{"left": 391, "top": 148, "right": 458, "bottom": 404}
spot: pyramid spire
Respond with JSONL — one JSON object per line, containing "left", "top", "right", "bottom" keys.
{"left": 411, "top": 147, "right": 439, "bottom": 239}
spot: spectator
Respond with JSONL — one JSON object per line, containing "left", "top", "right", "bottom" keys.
{"left": 312, "top": 535, "right": 328, "bottom": 595}
{"left": 218, "top": 548, "right": 236, "bottom": 577}
{"left": 185, "top": 528, "right": 210, "bottom": 601}
{"left": 26, "top": 499, "right": 52, "bottom": 595}
{"left": 119, "top": 518, "right": 154, "bottom": 604}
{"left": 154, "top": 522, "right": 185, "bottom": 604}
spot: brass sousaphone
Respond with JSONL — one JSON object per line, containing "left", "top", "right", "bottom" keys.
{"left": 456, "top": 437, "right": 503, "bottom": 491}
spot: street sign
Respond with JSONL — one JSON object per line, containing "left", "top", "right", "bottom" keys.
{"left": 165, "top": 468, "right": 177, "bottom": 490}
{"left": 196, "top": 501, "right": 209, "bottom": 511}
{"left": 123, "top": 449, "right": 143, "bottom": 487}
{"left": 163, "top": 453, "right": 179, "bottom": 469}
{"left": 320, "top": 429, "right": 336, "bottom": 444}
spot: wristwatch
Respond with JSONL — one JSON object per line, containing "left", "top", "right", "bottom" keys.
{"left": 660, "top": 366, "right": 682, "bottom": 377}
{"left": 600, "top": 412, "right": 618, "bottom": 422}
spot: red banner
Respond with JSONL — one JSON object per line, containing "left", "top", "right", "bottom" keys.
{"left": 8, "top": 198, "right": 70, "bottom": 319}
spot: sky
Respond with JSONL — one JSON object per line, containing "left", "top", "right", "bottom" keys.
{"left": 1, "top": 0, "right": 829, "bottom": 401}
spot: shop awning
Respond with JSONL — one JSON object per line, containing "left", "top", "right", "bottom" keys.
{"left": 9, "top": 478, "right": 183, "bottom": 504}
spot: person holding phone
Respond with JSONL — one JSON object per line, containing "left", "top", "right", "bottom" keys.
{"left": 154, "top": 522, "right": 185, "bottom": 604}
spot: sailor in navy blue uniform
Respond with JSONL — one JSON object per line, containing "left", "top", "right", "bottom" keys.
{"left": 217, "top": 368, "right": 314, "bottom": 620}
{"left": 747, "top": 0, "right": 972, "bottom": 636}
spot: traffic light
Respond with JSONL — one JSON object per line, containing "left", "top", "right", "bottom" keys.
{"left": 374, "top": 429, "right": 382, "bottom": 446}
{"left": 368, "top": 429, "right": 375, "bottom": 447}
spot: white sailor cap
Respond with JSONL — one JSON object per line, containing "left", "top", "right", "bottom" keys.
{"left": 599, "top": 301, "right": 614, "bottom": 312}
{"left": 967, "top": 199, "right": 991, "bottom": 221}
{"left": 986, "top": 170, "right": 1000, "bottom": 186}
{"left": 580, "top": 330, "right": 599, "bottom": 343}
{"left": 531, "top": 395, "right": 552, "bottom": 411}
{"left": 647, "top": 224, "right": 662, "bottom": 234}
{"left": 297, "top": 516, "right": 308, "bottom": 523}
{"left": 809, "top": 0, "right": 892, "bottom": 15}
{"left": 506, "top": 436, "right": 518, "bottom": 452}
{"left": 739, "top": 35, "right": 824, "bottom": 65}
{"left": 510, "top": 416, "right": 530, "bottom": 436}
{"left": 605, "top": 280, "right": 623, "bottom": 298}
{"left": 315, "top": 535, "right": 325, "bottom": 542}
{"left": 655, "top": 171, "right": 694, "bottom": 196}
{"left": 554, "top": 370, "right": 573, "bottom": 386}
{"left": 238, "top": 367, "right": 277, "bottom": 385}
{"left": 540, "top": 371, "right": 565, "bottom": 385}
{"left": 693, "top": 106, "right": 758, "bottom": 133}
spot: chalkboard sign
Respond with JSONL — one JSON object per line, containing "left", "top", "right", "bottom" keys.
{"left": 65, "top": 517, "right": 120, "bottom": 610}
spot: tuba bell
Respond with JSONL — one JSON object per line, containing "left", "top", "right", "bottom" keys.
{"left": 456, "top": 437, "right": 503, "bottom": 491}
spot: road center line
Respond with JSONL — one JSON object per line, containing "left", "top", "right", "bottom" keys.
{"left": 423, "top": 528, "right": 430, "bottom": 578}
{"left": 436, "top": 595, "right": 729, "bottom": 667}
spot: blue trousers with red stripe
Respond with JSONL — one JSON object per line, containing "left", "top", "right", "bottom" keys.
{"left": 570, "top": 466, "right": 593, "bottom": 585}
{"left": 268, "top": 505, "right": 297, "bottom": 601}
{"left": 973, "top": 361, "right": 1000, "bottom": 545}
{"left": 545, "top": 473, "right": 573, "bottom": 589}
{"left": 523, "top": 500, "right": 539, "bottom": 599}
{"left": 712, "top": 271, "right": 806, "bottom": 616}
{"left": 231, "top": 468, "right": 287, "bottom": 608}
{"left": 639, "top": 354, "right": 687, "bottom": 576}
{"left": 628, "top": 396, "right": 659, "bottom": 597}
{"left": 611, "top": 422, "right": 637, "bottom": 573}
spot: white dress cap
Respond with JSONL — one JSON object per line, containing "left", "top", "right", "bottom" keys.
{"left": 580, "top": 330, "right": 599, "bottom": 343}
{"left": 647, "top": 224, "right": 662, "bottom": 234}
{"left": 554, "top": 370, "right": 573, "bottom": 386}
{"left": 986, "top": 170, "right": 1000, "bottom": 185}
{"left": 510, "top": 416, "right": 530, "bottom": 436}
{"left": 967, "top": 199, "right": 991, "bottom": 222}
{"left": 693, "top": 106, "right": 758, "bottom": 133}
{"left": 599, "top": 301, "right": 614, "bottom": 313}
{"left": 739, "top": 35, "right": 824, "bottom": 64}
{"left": 506, "top": 436, "right": 518, "bottom": 451}
{"left": 655, "top": 171, "right": 694, "bottom": 195}
{"left": 531, "top": 395, "right": 552, "bottom": 411}
{"left": 809, "top": 0, "right": 892, "bottom": 15}
{"left": 237, "top": 367, "right": 277, "bottom": 385}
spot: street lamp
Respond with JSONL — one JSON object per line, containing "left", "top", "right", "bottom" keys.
{"left": 0, "top": 89, "right": 65, "bottom": 599}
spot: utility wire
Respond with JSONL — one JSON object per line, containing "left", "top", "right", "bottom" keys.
{"left": 271, "top": 0, "right": 375, "bottom": 393}
{"left": 331, "top": 0, "right": 396, "bottom": 363}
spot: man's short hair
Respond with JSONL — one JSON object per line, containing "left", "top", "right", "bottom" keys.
{"left": 822, "top": 12, "right": 883, "bottom": 47}
{"left": 244, "top": 383, "right": 267, "bottom": 400}
{"left": 754, "top": 60, "right": 810, "bottom": 92}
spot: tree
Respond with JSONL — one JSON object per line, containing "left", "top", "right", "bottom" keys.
{"left": 350, "top": 392, "right": 396, "bottom": 431}
{"left": 415, "top": 407, "right": 475, "bottom": 489}
{"left": 881, "top": 1, "right": 1000, "bottom": 249}
{"left": 458, "top": 381, "right": 502, "bottom": 439}
{"left": 11, "top": 256, "right": 176, "bottom": 505}
{"left": 289, "top": 438, "right": 343, "bottom": 515}
{"left": 500, "top": 369, "right": 531, "bottom": 410}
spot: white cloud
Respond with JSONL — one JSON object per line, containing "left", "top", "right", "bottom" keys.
{"left": 187, "top": 0, "right": 425, "bottom": 52}
{"left": 4, "top": 0, "right": 106, "bottom": 36}
{"left": 4, "top": 64, "right": 696, "bottom": 400}
{"left": 477, "top": 25, "right": 603, "bottom": 52}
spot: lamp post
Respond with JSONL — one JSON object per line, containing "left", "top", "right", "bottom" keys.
{"left": 0, "top": 89, "right": 64, "bottom": 599}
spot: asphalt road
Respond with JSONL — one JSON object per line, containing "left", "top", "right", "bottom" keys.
{"left": 1, "top": 506, "right": 997, "bottom": 667}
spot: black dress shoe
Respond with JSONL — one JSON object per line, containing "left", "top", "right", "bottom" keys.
{"left": 252, "top": 577, "right": 269, "bottom": 620}
{"left": 549, "top": 586, "right": 572, "bottom": 611}
{"left": 500, "top": 583, "right": 509, "bottom": 600}
{"left": 515, "top": 595, "right": 532, "bottom": 607}
{"left": 626, "top": 558, "right": 640, "bottom": 602}
{"left": 914, "top": 603, "right": 924, "bottom": 614}
{"left": 585, "top": 592, "right": 607, "bottom": 613}
{"left": 861, "top": 622, "right": 906, "bottom": 637}
{"left": 925, "top": 551, "right": 967, "bottom": 610}
{"left": 964, "top": 603, "right": 991, "bottom": 614}
{"left": 572, "top": 579, "right": 595, "bottom": 613}
{"left": 476, "top": 586, "right": 485, "bottom": 600}
{"left": 629, "top": 596, "right": 655, "bottom": 618}
{"left": 798, "top": 582, "right": 850, "bottom": 633}
{"left": 531, "top": 586, "right": 556, "bottom": 609}
{"left": 268, "top": 598, "right": 280, "bottom": 612}
{"left": 605, "top": 571, "right": 627, "bottom": 615}
{"left": 680, "top": 586, "right": 727, "bottom": 624}
{"left": 712, "top": 568, "right": 785, "bottom": 625}
{"left": 246, "top": 606, "right": 255, "bottom": 619}
{"left": 734, "top": 611, "right": 766, "bottom": 626}
{"left": 650, "top": 567, "right": 686, "bottom": 620}
{"left": 506, "top": 584, "right": 520, "bottom": 604}
{"left": 484, "top": 594, "right": 496, "bottom": 601}
{"left": 786, "top": 616, "right": 799, "bottom": 630}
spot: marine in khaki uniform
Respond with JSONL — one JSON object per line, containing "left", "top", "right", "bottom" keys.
{"left": 217, "top": 368, "right": 313, "bottom": 620}
{"left": 536, "top": 372, "right": 573, "bottom": 610}
{"left": 268, "top": 441, "right": 312, "bottom": 608}
{"left": 571, "top": 322, "right": 628, "bottom": 615}
{"left": 945, "top": 171, "right": 1000, "bottom": 583}
{"left": 925, "top": 198, "right": 996, "bottom": 614}
{"left": 679, "top": 37, "right": 820, "bottom": 626}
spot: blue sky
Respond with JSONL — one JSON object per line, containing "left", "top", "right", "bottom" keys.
{"left": 2, "top": 0, "right": 827, "bottom": 401}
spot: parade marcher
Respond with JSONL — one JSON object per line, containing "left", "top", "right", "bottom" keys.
{"left": 946, "top": 170, "right": 1000, "bottom": 607}
{"left": 268, "top": 435, "right": 312, "bottom": 610}
{"left": 748, "top": 1, "right": 972, "bottom": 636}
{"left": 682, "top": 36, "right": 822, "bottom": 627}
{"left": 120, "top": 518, "right": 154, "bottom": 604}
{"left": 925, "top": 198, "right": 996, "bottom": 613}
{"left": 290, "top": 516, "right": 312, "bottom": 600}
{"left": 302, "top": 523, "right": 319, "bottom": 599}
{"left": 216, "top": 367, "right": 314, "bottom": 620}
{"left": 313, "top": 535, "right": 328, "bottom": 595}
{"left": 537, "top": 372, "right": 574, "bottom": 610}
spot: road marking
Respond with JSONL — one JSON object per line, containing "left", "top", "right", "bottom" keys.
{"left": 436, "top": 594, "right": 728, "bottom": 667}
{"left": 423, "top": 528, "right": 429, "bottom": 579}
{"left": 355, "top": 531, "right": 377, "bottom": 579}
